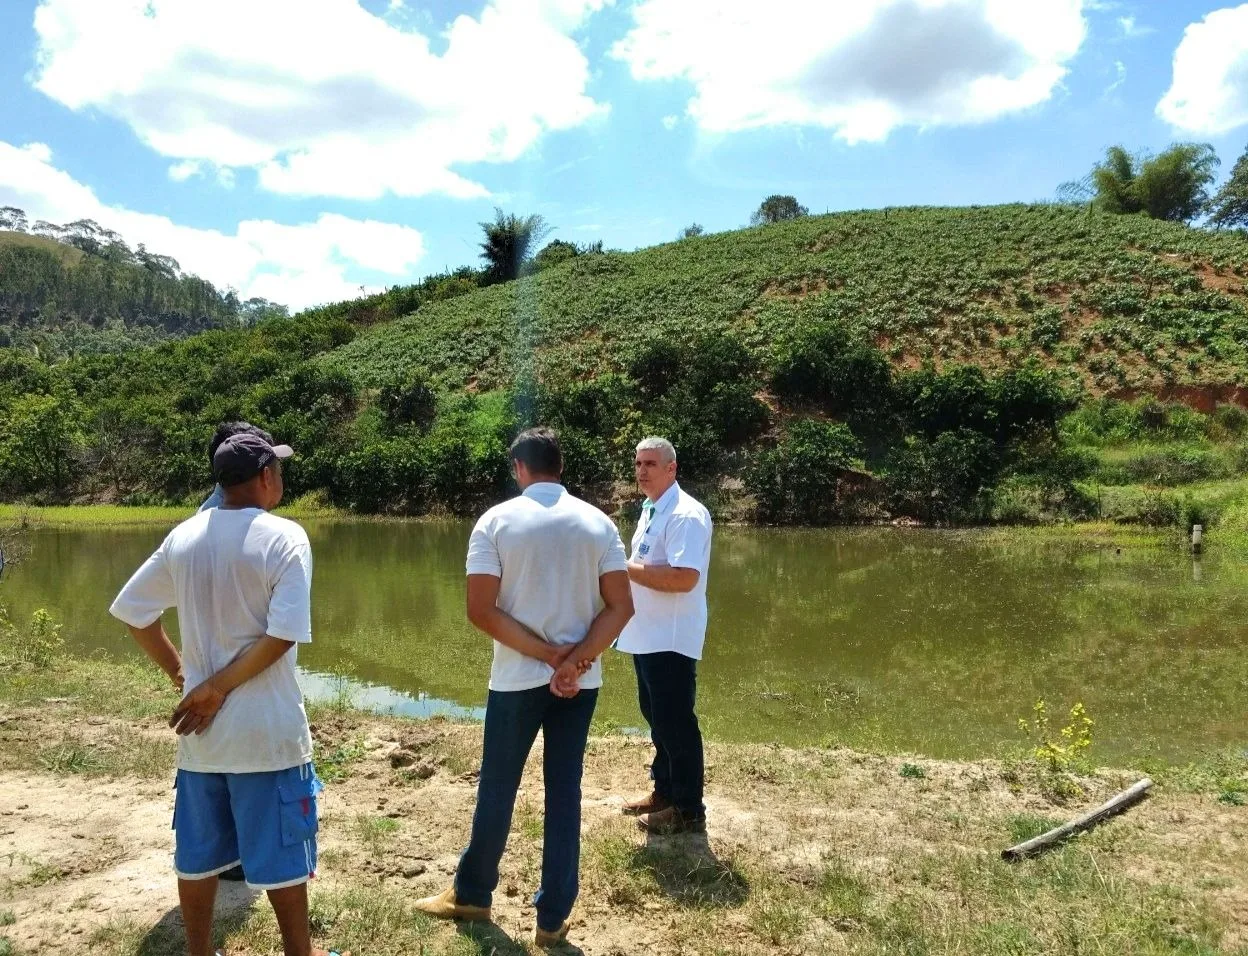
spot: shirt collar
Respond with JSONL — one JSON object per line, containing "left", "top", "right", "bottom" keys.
{"left": 523, "top": 481, "right": 565, "bottom": 502}
{"left": 642, "top": 481, "right": 680, "bottom": 515}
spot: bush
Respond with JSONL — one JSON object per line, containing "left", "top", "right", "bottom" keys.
{"left": 750, "top": 419, "right": 864, "bottom": 525}
{"left": 894, "top": 363, "right": 1072, "bottom": 444}
{"left": 628, "top": 330, "right": 770, "bottom": 472}
{"left": 1120, "top": 446, "right": 1224, "bottom": 485}
{"left": 895, "top": 365, "right": 995, "bottom": 437}
{"left": 883, "top": 428, "right": 1000, "bottom": 522}
{"left": 1212, "top": 403, "right": 1248, "bottom": 439}
{"left": 0, "top": 392, "right": 85, "bottom": 498}
{"left": 990, "top": 475, "right": 1095, "bottom": 524}
{"left": 329, "top": 436, "right": 426, "bottom": 514}
{"left": 769, "top": 324, "right": 892, "bottom": 415}
{"left": 1090, "top": 485, "right": 1182, "bottom": 525}
{"left": 1061, "top": 397, "right": 1212, "bottom": 446}
{"left": 420, "top": 393, "right": 513, "bottom": 514}
{"left": 0, "top": 605, "right": 63, "bottom": 668}
{"left": 377, "top": 371, "right": 436, "bottom": 432}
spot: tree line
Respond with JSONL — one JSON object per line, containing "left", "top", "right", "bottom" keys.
{"left": 1059, "top": 141, "right": 1248, "bottom": 228}
{"left": 0, "top": 207, "right": 288, "bottom": 359}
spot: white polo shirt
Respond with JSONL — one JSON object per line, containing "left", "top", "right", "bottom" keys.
{"left": 615, "top": 482, "right": 712, "bottom": 660}
{"left": 465, "top": 482, "right": 629, "bottom": 692}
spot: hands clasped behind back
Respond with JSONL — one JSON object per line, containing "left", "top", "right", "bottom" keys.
{"left": 546, "top": 640, "right": 595, "bottom": 698}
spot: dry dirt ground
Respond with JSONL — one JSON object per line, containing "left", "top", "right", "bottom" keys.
{"left": 1, "top": 706, "right": 1246, "bottom": 956}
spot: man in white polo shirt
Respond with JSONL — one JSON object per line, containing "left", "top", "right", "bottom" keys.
{"left": 415, "top": 427, "right": 633, "bottom": 949}
{"left": 616, "top": 436, "right": 713, "bottom": 836}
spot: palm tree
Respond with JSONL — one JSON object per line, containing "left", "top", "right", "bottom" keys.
{"left": 1059, "top": 144, "right": 1219, "bottom": 223}
{"left": 479, "top": 209, "right": 551, "bottom": 284}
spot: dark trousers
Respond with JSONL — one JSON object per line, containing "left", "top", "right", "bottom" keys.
{"left": 633, "top": 651, "right": 705, "bottom": 817}
{"left": 454, "top": 684, "right": 598, "bottom": 932}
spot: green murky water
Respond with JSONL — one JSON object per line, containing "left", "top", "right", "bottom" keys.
{"left": 7, "top": 523, "right": 1246, "bottom": 762}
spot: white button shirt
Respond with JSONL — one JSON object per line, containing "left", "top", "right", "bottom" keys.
{"left": 615, "top": 481, "right": 713, "bottom": 660}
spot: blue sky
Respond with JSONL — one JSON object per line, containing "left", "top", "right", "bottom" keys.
{"left": 1, "top": 0, "right": 1247, "bottom": 309}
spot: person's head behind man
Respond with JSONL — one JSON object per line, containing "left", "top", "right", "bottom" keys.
{"left": 510, "top": 427, "right": 563, "bottom": 489}
{"left": 634, "top": 436, "right": 677, "bottom": 502}
{"left": 213, "top": 433, "right": 293, "bottom": 511}
{"left": 208, "top": 421, "right": 275, "bottom": 464}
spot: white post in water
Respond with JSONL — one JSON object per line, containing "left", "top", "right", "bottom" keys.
{"left": 1192, "top": 524, "right": 1203, "bottom": 555}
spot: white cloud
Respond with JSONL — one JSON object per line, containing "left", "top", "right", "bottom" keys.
{"left": 167, "top": 159, "right": 200, "bottom": 182}
{"left": 1157, "top": 5, "right": 1248, "bottom": 136}
{"left": 661, "top": 114, "right": 679, "bottom": 130}
{"left": 1104, "top": 60, "right": 1126, "bottom": 98}
{"left": 31, "top": 0, "right": 609, "bottom": 201}
{"left": 1116, "top": 15, "right": 1152, "bottom": 38}
{"left": 611, "top": 0, "right": 1087, "bottom": 143}
{"left": 0, "top": 140, "right": 425, "bottom": 309}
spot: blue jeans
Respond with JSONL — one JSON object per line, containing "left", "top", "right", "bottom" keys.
{"left": 634, "top": 651, "right": 705, "bottom": 817}
{"left": 455, "top": 685, "right": 598, "bottom": 932}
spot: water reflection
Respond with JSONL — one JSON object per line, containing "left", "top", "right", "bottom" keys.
{"left": 6, "top": 522, "right": 1246, "bottom": 762}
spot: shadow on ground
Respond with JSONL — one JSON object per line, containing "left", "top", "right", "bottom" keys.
{"left": 456, "top": 918, "right": 586, "bottom": 955}
{"left": 134, "top": 882, "right": 259, "bottom": 955}
{"left": 634, "top": 832, "right": 750, "bottom": 907}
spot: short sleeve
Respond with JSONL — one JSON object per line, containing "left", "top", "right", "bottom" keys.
{"left": 465, "top": 515, "right": 502, "bottom": 577}
{"left": 665, "top": 514, "right": 710, "bottom": 570}
{"left": 599, "top": 525, "right": 629, "bottom": 575}
{"left": 109, "top": 546, "right": 176, "bottom": 629}
{"left": 267, "top": 542, "right": 313, "bottom": 643}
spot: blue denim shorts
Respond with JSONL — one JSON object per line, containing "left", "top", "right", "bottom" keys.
{"left": 172, "top": 763, "right": 320, "bottom": 890}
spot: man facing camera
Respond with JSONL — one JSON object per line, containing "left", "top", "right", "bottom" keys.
{"left": 616, "top": 436, "right": 713, "bottom": 836}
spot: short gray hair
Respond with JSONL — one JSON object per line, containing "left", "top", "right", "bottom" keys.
{"left": 636, "top": 436, "right": 677, "bottom": 463}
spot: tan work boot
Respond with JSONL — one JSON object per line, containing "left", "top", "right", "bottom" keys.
{"left": 412, "top": 886, "right": 491, "bottom": 922}
{"left": 535, "top": 920, "right": 571, "bottom": 947}
{"left": 637, "top": 806, "right": 706, "bottom": 835}
{"left": 621, "top": 790, "right": 671, "bottom": 816}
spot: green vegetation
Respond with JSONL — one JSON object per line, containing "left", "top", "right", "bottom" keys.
{"left": 351, "top": 814, "right": 400, "bottom": 855}
{"left": 2, "top": 204, "right": 1248, "bottom": 525}
{"left": 477, "top": 207, "right": 550, "bottom": 284}
{"left": 1018, "top": 700, "right": 1094, "bottom": 774}
{"left": 0, "top": 210, "right": 285, "bottom": 360}
{"left": 1208, "top": 142, "right": 1248, "bottom": 230}
{"left": 750, "top": 193, "right": 809, "bottom": 225}
{"left": 1060, "top": 143, "right": 1221, "bottom": 223}
{"left": 0, "top": 603, "right": 62, "bottom": 668}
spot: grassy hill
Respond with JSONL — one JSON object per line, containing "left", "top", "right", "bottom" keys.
{"left": 0, "top": 225, "right": 251, "bottom": 359}
{"left": 4, "top": 204, "right": 1248, "bottom": 526}
{"left": 0, "top": 229, "right": 86, "bottom": 265}
{"left": 328, "top": 204, "right": 1248, "bottom": 398}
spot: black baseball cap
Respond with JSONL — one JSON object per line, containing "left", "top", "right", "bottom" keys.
{"left": 212, "top": 433, "right": 294, "bottom": 487}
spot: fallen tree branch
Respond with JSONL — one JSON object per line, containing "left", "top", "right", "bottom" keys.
{"left": 1002, "top": 777, "right": 1153, "bottom": 861}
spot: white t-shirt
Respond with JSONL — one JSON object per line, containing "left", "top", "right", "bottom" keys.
{"left": 109, "top": 508, "right": 314, "bottom": 774}
{"left": 615, "top": 482, "right": 713, "bottom": 660}
{"left": 465, "top": 482, "right": 629, "bottom": 692}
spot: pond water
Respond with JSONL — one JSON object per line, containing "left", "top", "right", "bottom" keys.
{"left": 7, "top": 522, "right": 1246, "bottom": 763}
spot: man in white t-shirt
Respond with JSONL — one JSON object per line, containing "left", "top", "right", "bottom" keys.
{"left": 110, "top": 432, "right": 342, "bottom": 956}
{"left": 615, "top": 436, "right": 713, "bottom": 836}
{"left": 414, "top": 427, "right": 633, "bottom": 949}
{"left": 197, "top": 420, "right": 275, "bottom": 887}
